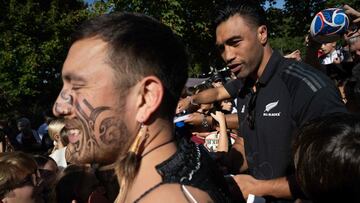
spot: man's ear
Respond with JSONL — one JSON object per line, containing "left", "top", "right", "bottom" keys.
{"left": 135, "top": 76, "right": 164, "bottom": 123}
{"left": 257, "top": 25, "right": 268, "bottom": 45}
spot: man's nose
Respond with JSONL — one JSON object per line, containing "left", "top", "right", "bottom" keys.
{"left": 53, "top": 93, "right": 74, "bottom": 117}
{"left": 223, "top": 46, "right": 236, "bottom": 64}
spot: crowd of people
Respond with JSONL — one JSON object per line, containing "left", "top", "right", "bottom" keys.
{"left": 0, "top": 1, "right": 360, "bottom": 203}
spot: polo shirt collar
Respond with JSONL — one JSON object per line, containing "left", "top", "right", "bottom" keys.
{"left": 257, "top": 50, "right": 283, "bottom": 86}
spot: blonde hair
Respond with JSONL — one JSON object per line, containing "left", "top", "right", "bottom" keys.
{"left": 48, "top": 119, "right": 66, "bottom": 141}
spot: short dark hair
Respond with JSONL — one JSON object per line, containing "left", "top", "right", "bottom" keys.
{"left": 293, "top": 113, "right": 360, "bottom": 202}
{"left": 214, "top": 0, "right": 267, "bottom": 30}
{"left": 71, "top": 12, "right": 189, "bottom": 120}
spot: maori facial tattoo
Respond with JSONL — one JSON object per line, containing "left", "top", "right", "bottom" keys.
{"left": 56, "top": 89, "right": 129, "bottom": 165}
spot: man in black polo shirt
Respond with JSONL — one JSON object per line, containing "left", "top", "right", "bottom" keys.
{"left": 178, "top": 1, "right": 346, "bottom": 202}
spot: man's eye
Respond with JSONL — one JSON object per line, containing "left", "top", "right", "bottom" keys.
{"left": 228, "top": 40, "right": 240, "bottom": 47}
{"left": 72, "top": 85, "right": 82, "bottom": 91}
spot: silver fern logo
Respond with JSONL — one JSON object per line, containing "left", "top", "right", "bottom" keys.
{"left": 263, "top": 100, "right": 281, "bottom": 117}
{"left": 264, "top": 100, "right": 279, "bottom": 112}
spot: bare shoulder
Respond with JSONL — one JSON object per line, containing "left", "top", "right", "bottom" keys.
{"left": 139, "top": 183, "right": 214, "bottom": 203}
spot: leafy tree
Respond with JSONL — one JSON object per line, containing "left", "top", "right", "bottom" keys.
{"left": 0, "top": 0, "right": 89, "bottom": 123}
{"left": 326, "top": 0, "right": 360, "bottom": 8}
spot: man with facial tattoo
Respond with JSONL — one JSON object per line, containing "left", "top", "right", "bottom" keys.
{"left": 53, "top": 12, "right": 244, "bottom": 203}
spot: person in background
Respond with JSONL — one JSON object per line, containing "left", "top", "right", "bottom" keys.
{"left": 318, "top": 41, "right": 343, "bottom": 65}
{"left": 33, "top": 154, "right": 59, "bottom": 203}
{"left": 178, "top": 1, "right": 346, "bottom": 201}
{"left": 55, "top": 164, "right": 111, "bottom": 203}
{"left": 48, "top": 119, "right": 68, "bottom": 169}
{"left": 16, "top": 117, "right": 42, "bottom": 153}
{"left": 0, "top": 151, "right": 44, "bottom": 203}
{"left": 304, "top": 6, "right": 360, "bottom": 108}
{"left": 37, "top": 111, "right": 53, "bottom": 138}
{"left": 293, "top": 113, "right": 360, "bottom": 202}
{"left": 37, "top": 111, "right": 55, "bottom": 153}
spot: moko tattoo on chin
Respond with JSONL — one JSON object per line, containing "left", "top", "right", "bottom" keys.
{"left": 67, "top": 98, "right": 123, "bottom": 164}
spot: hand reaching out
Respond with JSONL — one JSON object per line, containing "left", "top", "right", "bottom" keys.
{"left": 344, "top": 4, "right": 360, "bottom": 24}
{"left": 176, "top": 97, "right": 191, "bottom": 114}
{"left": 210, "top": 111, "right": 226, "bottom": 125}
{"left": 232, "top": 174, "right": 263, "bottom": 199}
{"left": 284, "top": 50, "right": 301, "bottom": 61}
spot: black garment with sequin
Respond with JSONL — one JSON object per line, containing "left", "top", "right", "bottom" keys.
{"left": 134, "top": 130, "right": 245, "bottom": 203}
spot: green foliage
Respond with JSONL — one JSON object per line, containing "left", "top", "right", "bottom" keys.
{"left": 270, "top": 36, "right": 306, "bottom": 56}
{"left": 0, "top": 0, "right": 89, "bottom": 121}
{"left": 113, "top": 0, "right": 212, "bottom": 73}
{"left": 326, "top": 0, "right": 360, "bottom": 8}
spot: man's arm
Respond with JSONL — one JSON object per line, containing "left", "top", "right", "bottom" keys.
{"left": 344, "top": 4, "right": 360, "bottom": 24}
{"left": 233, "top": 175, "right": 292, "bottom": 199}
{"left": 193, "top": 86, "right": 231, "bottom": 104}
{"left": 224, "top": 113, "right": 239, "bottom": 130}
{"left": 177, "top": 86, "right": 231, "bottom": 113}
{"left": 184, "top": 113, "right": 239, "bottom": 130}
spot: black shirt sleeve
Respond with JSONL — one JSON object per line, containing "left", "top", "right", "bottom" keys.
{"left": 224, "top": 79, "right": 243, "bottom": 99}
{"left": 293, "top": 86, "right": 347, "bottom": 127}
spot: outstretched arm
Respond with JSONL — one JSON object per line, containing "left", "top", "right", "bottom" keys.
{"left": 185, "top": 113, "right": 239, "bottom": 130}
{"left": 177, "top": 86, "right": 231, "bottom": 113}
{"left": 344, "top": 4, "right": 360, "bottom": 24}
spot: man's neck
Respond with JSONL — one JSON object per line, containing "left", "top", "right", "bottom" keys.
{"left": 255, "top": 45, "right": 273, "bottom": 81}
{"left": 125, "top": 120, "right": 177, "bottom": 202}
{"left": 140, "top": 119, "right": 175, "bottom": 157}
